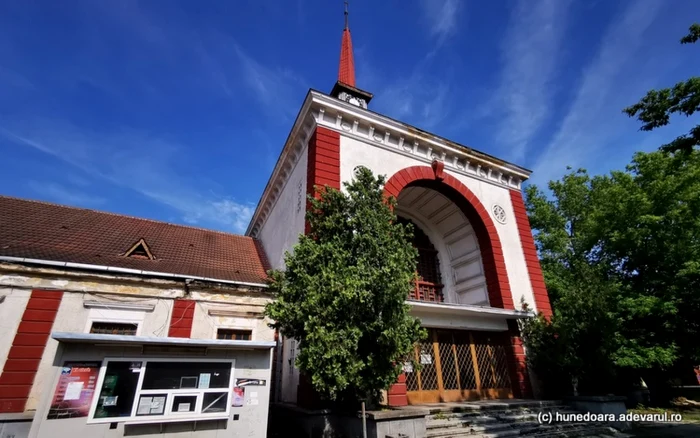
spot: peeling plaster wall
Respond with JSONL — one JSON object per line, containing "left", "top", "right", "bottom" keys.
{"left": 0, "top": 264, "right": 275, "bottom": 416}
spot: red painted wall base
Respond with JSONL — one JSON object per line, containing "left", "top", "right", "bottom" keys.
{"left": 387, "top": 373, "right": 408, "bottom": 406}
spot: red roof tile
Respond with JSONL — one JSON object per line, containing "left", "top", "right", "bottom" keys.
{"left": 0, "top": 196, "right": 270, "bottom": 285}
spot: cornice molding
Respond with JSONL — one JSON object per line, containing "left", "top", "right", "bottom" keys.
{"left": 246, "top": 90, "right": 532, "bottom": 238}
{"left": 83, "top": 300, "right": 155, "bottom": 312}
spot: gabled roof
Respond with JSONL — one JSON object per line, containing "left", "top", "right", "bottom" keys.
{"left": 0, "top": 196, "right": 270, "bottom": 286}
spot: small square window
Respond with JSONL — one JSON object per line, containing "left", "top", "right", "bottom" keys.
{"left": 90, "top": 322, "right": 138, "bottom": 336}
{"left": 216, "top": 329, "right": 252, "bottom": 341}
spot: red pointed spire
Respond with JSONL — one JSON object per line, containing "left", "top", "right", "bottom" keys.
{"left": 338, "top": 1, "right": 356, "bottom": 87}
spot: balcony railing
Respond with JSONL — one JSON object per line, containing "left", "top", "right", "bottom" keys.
{"left": 409, "top": 280, "right": 444, "bottom": 303}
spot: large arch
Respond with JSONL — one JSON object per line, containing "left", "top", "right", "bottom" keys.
{"left": 384, "top": 164, "right": 514, "bottom": 310}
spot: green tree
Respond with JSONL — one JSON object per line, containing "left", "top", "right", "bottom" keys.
{"left": 522, "top": 171, "right": 621, "bottom": 397}
{"left": 523, "top": 150, "right": 700, "bottom": 397}
{"left": 264, "top": 167, "right": 425, "bottom": 406}
{"left": 624, "top": 24, "right": 700, "bottom": 154}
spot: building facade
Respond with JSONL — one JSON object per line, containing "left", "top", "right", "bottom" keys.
{"left": 0, "top": 7, "right": 552, "bottom": 438}
{"left": 0, "top": 197, "right": 276, "bottom": 438}
{"left": 247, "top": 13, "right": 552, "bottom": 407}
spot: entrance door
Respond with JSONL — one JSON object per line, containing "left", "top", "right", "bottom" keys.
{"left": 405, "top": 329, "right": 513, "bottom": 404}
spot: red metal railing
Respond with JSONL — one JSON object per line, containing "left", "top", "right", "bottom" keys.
{"left": 409, "top": 280, "right": 444, "bottom": 303}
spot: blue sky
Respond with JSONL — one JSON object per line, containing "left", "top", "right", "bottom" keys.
{"left": 1, "top": 0, "right": 699, "bottom": 234}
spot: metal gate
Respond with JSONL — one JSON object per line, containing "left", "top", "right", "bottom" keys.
{"left": 405, "top": 329, "right": 513, "bottom": 404}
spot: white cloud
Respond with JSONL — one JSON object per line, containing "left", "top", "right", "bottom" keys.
{"left": 232, "top": 44, "right": 308, "bottom": 121}
{"left": 421, "top": 0, "right": 461, "bottom": 44}
{"left": 529, "top": 0, "right": 664, "bottom": 188}
{"left": 375, "top": 76, "right": 449, "bottom": 130}
{"left": 491, "top": 0, "right": 571, "bottom": 162}
{"left": 2, "top": 123, "right": 254, "bottom": 233}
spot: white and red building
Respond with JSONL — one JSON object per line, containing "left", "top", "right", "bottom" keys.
{"left": 249, "top": 15, "right": 552, "bottom": 407}
{"left": 0, "top": 8, "right": 552, "bottom": 438}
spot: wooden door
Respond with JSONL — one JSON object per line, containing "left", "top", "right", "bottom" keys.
{"left": 405, "top": 329, "right": 513, "bottom": 404}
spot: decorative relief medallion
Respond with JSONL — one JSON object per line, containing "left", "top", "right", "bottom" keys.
{"left": 354, "top": 165, "right": 368, "bottom": 177}
{"left": 492, "top": 204, "right": 507, "bottom": 224}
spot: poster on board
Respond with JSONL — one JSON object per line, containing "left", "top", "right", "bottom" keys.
{"left": 232, "top": 387, "right": 244, "bottom": 407}
{"left": 47, "top": 362, "right": 101, "bottom": 419}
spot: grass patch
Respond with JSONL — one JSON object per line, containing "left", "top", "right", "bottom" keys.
{"left": 630, "top": 404, "right": 700, "bottom": 423}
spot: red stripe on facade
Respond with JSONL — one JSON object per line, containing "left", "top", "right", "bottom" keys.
{"left": 508, "top": 190, "right": 553, "bottom": 318}
{"left": 0, "top": 290, "right": 63, "bottom": 413}
{"left": 304, "top": 126, "right": 341, "bottom": 235}
{"left": 168, "top": 299, "right": 195, "bottom": 338}
{"left": 506, "top": 320, "right": 533, "bottom": 398}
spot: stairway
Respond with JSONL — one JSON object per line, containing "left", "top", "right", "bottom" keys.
{"left": 423, "top": 400, "right": 631, "bottom": 438}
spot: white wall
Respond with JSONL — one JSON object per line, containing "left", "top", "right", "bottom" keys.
{"left": 190, "top": 301, "right": 274, "bottom": 342}
{"left": 257, "top": 145, "right": 308, "bottom": 270}
{"left": 339, "top": 134, "right": 536, "bottom": 313}
{"left": 29, "top": 345, "right": 272, "bottom": 438}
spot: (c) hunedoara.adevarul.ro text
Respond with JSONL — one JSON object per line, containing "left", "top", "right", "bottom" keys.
{"left": 537, "top": 411, "right": 683, "bottom": 424}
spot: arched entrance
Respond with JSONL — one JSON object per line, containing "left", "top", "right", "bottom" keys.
{"left": 384, "top": 164, "right": 514, "bottom": 310}
{"left": 384, "top": 164, "right": 523, "bottom": 404}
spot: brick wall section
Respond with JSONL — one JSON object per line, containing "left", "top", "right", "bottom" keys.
{"left": 508, "top": 190, "right": 553, "bottom": 317}
{"left": 0, "top": 290, "right": 63, "bottom": 413}
{"left": 506, "top": 320, "right": 532, "bottom": 398}
{"left": 168, "top": 299, "right": 195, "bottom": 338}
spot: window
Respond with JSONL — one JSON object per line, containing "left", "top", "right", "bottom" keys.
{"left": 397, "top": 217, "right": 444, "bottom": 302}
{"left": 216, "top": 329, "right": 252, "bottom": 341}
{"left": 90, "top": 322, "right": 138, "bottom": 336}
{"left": 89, "top": 359, "right": 234, "bottom": 424}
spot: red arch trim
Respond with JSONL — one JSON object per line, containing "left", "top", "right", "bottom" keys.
{"left": 384, "top": 166, "right": 514, "bottom": 310}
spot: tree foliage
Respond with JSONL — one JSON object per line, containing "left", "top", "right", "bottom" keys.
{"left": 624, "top": 24, "right": 700, "bottom": 154}
{"left": 523, "top": 149, "right": 700, "bottom": 396}
{"left": 264, "top": 167, "right": 425, "bottom": 405}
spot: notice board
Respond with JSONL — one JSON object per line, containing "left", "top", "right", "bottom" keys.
{"left": 47, "top": 362, "right": 101, "bottom": 419}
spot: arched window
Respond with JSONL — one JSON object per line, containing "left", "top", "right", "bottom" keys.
{"left": 398, "top": 217, "right": 444, "bottom": 302}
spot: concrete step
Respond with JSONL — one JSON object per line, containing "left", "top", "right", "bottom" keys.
{"left": 427, "top": 424, "right": 627, "bottom": 438}
{"left": 424, "top": 400, "right": 564, "bottom": 415}
{"left": 427, "top": 421, "right": 516, "bottom": 437}
{"left": 426, "top": 408, "right": 582, "bottom": 426}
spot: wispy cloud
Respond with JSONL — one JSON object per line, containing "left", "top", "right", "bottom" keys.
{"left": 421, "top": 0, "right": 461, "bottom": 46}
{"left": 375, "top": 75, "right": 450, "bottom": 131}
{"left": 28, "top": 181, "right": 106, "bottom": 207}
{"left": 1, "top": 123, "right": 254, "bottom": 233}
{"left": 529, "top": 0, "right": 664, "bottom": 187}
{"left": 232, "top": 44, "right": 308, "bottom": 121}
{"left": 490, "top": 0, "right": 571, "bottom": 162}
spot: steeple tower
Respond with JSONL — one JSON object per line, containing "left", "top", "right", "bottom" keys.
{"left": 338, "top": 1, "right": 355, "bottom": 87}
{"left": 331, "top": 1, "right": 373, "bottom": 109}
